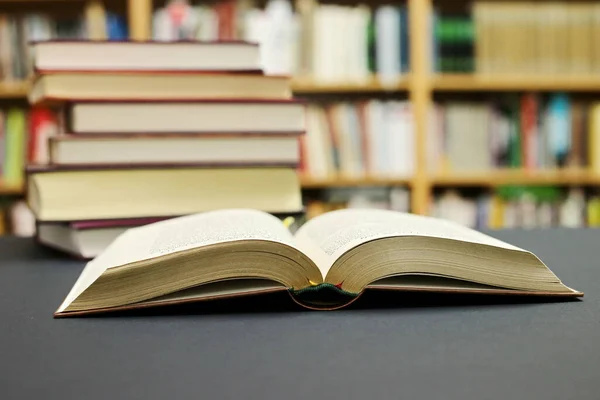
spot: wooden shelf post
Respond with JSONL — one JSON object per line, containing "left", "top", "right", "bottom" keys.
{"left": 128, "top": 0, "right": 153, "bottom": 41}
{"left": 409, "top": 0, "right": 433, "bottom": 215}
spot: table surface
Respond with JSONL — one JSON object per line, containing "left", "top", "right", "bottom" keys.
{"left": 1, "top": 230, "right": 599, "bottom": 400}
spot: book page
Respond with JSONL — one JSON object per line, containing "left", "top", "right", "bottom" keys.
{"left": 294, "top": 209, "right": 527, "bottom": 277}
{"left": 57, "top": 209, "right": 296, "bottom": 313}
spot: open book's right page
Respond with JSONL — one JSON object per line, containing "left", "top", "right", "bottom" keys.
{"left": 294, "top": 209, "right": 529, "bottom": 279}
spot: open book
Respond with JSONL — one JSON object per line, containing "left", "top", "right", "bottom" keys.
{"left": 55, "top": 209, "right": 582, "bottom": 316}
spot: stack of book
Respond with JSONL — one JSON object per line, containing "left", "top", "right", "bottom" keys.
{"left": 25, "top": 40, "right": 304, "bottom": 258}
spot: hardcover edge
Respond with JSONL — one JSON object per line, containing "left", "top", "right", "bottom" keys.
{"left": 54, "top": 285, "right": 584, "bottom": 318}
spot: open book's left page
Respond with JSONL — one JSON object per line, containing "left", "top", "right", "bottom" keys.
{"left": 57, "top": 209, "right": 298, "bottom": 313}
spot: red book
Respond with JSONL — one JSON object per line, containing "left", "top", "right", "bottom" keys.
{"left": 28, "top": 108, "right": 58, "bottom": 164}
{"left": 357, "top": 102, "right": 372, "bottom": 175}
{"left": 520, "top": 94, "right": 538, "bottom": 170}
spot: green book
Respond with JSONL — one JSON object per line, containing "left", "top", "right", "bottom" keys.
{"left": 367, "top": 15, "right": 377, "bottom": 73}
{"left": 508, "top": 98, "right": 522, "bottom": 168}
{"left": 3, "top": 109, "right": 26, "bottom": 185}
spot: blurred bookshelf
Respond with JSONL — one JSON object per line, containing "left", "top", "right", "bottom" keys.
{"left": 2, "top": 0, "right": 600, "bottom": 234}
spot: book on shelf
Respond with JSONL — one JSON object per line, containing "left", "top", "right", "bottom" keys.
{"left": 27, "top": 165, "right": 303, "bottom": 222}
{"left": 432, "top": 12, "right": 474, "bottom": 73}
{"left": 301, "top": 101, "right": 414, "bottom": 179}
{"left": 152, "top": 0, "right": 409, "bottom": 82}
{"left": 2, "top": 109, "right": 26, "bottom": 186}
{"left": 29, "top": 72, "right": 292, "bottom": 105}
{"left": 49, "top": 134, "right": 301, "bottom": 166}
{"left": 29, "top": 107, "right": 59, "bottom": 165}
{"left": 32, "top": 41, "right": 261, "bottom": 72}
{"left": 66, "top": 100, "right": 305, "bottom": 134}
{"left": 54, "top": 208, "right": 582, "bottom": 317}
{"left": 428, "top": 95, "right": 600, "bottom": 174}
{"left": 9, "top": 200, "right": 35, "bottom": 237}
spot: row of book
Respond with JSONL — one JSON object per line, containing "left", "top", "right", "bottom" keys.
{"left": 153, "top": 0, "right": 409, "bottom": 83}
{"left": 24, "top": 40, "right": 304, "bottom": 258}
{"left": 428, "top": 95, "right": 600, "bottom": 173}
{"left": 301, "top": 101, "right": 414, "bottom": 179}
{"left": 305, "top": 187, "right": 410, "bottom": 220}
{"left": 304, "top": 186, "right": 600, "bottom": 229}
{"left": 433, "top": 188, "right": 600, "bottom": 230}
{"left": 436, "top": 2, "right": 600, "bottom": 75}
{"left": 0, "top": 10, "right": 126, "bottom": 81}
{"left": 7, "top": 95, "right": 600, "bottom": 188}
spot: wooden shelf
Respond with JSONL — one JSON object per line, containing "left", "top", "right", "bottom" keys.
{"left": 0, "top": 184, "right": 24, "bottom": 195}
{"left": 300, "top": 176, "right": 413, "bottom": 188}
{"left": 432, "top": 170, "right": 600, "bottom": 186}
{"left": 292, "top": 76, "right": 410, "bottom": 93}
{"left": 0, "top": 81, "right": 29, "bottom": 98}
{"left": 432, "top": 74, "right": 600, "bottom": 92}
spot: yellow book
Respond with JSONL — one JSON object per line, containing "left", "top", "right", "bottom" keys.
{"left": 589, "top": 104, "right": 600, "bottom": 174}
{"left": 488, "top": 194, "right": 505, "bottom": 229}
{"left": 588, "top": 197, "right": 600, "bottom": 227}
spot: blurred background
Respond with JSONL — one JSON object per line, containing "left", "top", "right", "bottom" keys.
{"left": 1, "top": 0, "right": 600, "bottom": 239}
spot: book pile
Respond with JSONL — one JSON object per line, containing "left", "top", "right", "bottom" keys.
{"left": 26, "top": 40, "right": 304, "bottom": 258}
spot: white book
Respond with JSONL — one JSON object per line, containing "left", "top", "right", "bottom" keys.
{"left": 375, "top": 6, "right": 401, "bottom": 86}
{"left": 32, "top": 41, "right": 261, "bottom": 72}
{"left": 194, "top": 6, "right": 219, "bottom": 40}
{"left": 68, "top": 101, "right": 305, "bottom": 134}
{"left": 49, "top": 135, "right": 301, "bottom": 166}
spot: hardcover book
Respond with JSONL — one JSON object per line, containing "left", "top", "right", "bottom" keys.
{"left": 31, "top": 40, "right": 261, "bottom": 72}
{"left": 27, "top": 166, "right": 302, "bottom": 221}
{"left": 49, "top": 133, "right": 301, "bottom": 166}
{"left": 29, "top": 72, "right": 291, "bottom": 105}
{"left": 55, "top": 209, "right": 582, "bottom": 317}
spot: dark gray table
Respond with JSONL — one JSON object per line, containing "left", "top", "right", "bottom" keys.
{"left": 1, "top": 230, "right": 599, "bottom": 400}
